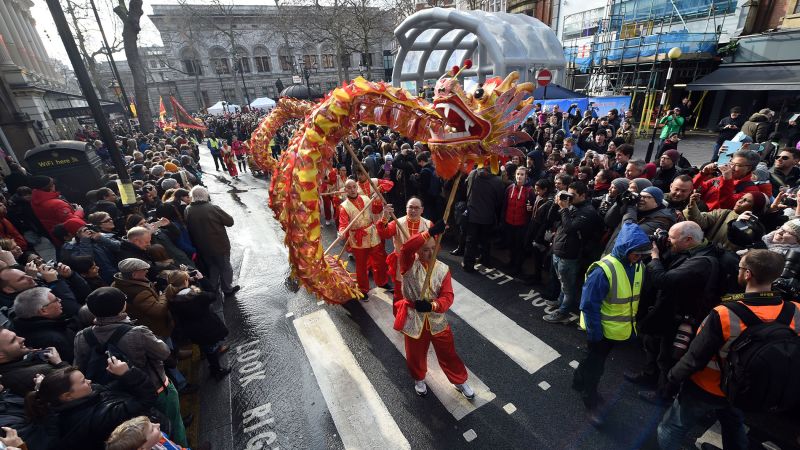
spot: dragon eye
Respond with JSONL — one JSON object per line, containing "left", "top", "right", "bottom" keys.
{"left": 474, "top": 88, "right": 484, "bottom": 99}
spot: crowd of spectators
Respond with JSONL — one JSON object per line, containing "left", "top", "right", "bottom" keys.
{"left": 0, "top": 127, "right": 242, "bottom": 449}
{"left": 326, "top": 102, "right": 800, "bottom": 447}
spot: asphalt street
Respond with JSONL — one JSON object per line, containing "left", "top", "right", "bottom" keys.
{"left": 192, "top": 143, "right": 735, "bottom": 450}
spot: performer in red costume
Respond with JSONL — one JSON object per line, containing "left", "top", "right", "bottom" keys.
{"left": 338, "top": 179, "right": 389, "bottom": 295}
{"left": 377, "top": 197, "right": 431, "bottom": 307}
{"left": 393, "top": 223, "right": 474, "bottom": 399}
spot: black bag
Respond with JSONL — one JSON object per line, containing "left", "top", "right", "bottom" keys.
{"left": 82, "top": 325, "right": 134, "bottom": 386}
{"left": 720, "top": 301, "right": 800, "bottom": 412}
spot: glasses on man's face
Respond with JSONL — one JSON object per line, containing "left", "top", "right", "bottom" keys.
{"left": 731, "top": 163, "right": 751, "bottom": 169}
{"left": 46, "top": 297, "right": 62, "bottom": 306}
{"left": 777, "top": 228, "right": 800, "bottom": 240}
{"left": 777, "top": 155, "right": 792, "bottom": 161}
{"left": 639, "top": 194, "right": 654, "bottom": 201}
{"left": 101, "top": 218, "right": 113, "bottom": 224}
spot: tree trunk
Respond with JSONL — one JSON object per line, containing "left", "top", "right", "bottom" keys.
{"left": 115, "top": 0, "right": 153, "bottom": 133}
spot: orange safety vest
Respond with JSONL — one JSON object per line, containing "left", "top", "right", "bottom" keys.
{"left": 691, "top": 298, "right": 800, "bottom": 397}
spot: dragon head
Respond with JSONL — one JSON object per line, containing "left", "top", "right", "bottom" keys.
{"left": 427, "top": 65, "right": 536, "bottom": 178}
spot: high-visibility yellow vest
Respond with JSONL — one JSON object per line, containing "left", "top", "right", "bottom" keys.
{"left": 579, "top": 254, "right": 643, "bottom": 341}
{"left": 209, "top": 138, "right": 219, "bottom": 149}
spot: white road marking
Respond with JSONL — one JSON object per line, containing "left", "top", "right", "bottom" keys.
{"left": 294, "top": 310, "right": 410, "bottom": 450}
{"left": 503, "top": 403, "right": 517, "bottom": 415}
{"left": 450, "top": 280, "right": 561, "bottom": 374}
{"left": 463, "top": 429, "right": 478, "bottom": 442}
{"left": 285, "top": 312, "right": 294, "bottom": 318}
{"left": 362, "top": 289, "right": 495, "bottom": 420}
{"left": 538, "top": 381, "right": 551, "bottom": 391}
{"left": 316, "top": 300, "right": 324, "bottom": 306}
{"left": 569, "top": 360, "right": 580, "bottom": 369}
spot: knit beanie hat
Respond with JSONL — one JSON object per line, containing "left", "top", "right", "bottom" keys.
{"left": 29, "top": 176, "right": 53, "bottom": 190}
{"left": 644, "top": 162, "right": 657, "bottom": 179}
{"left": 664, "top": 149, "right": 680, "bottom": 164}
{"left": 86, "top": 287, "right": 127, "bottom": 318}
{"left": 164, "top": 162, "right": 179, "bottom": 173}
{"left": 642, "top": 186, "right": 664, "bottom": 205}
{"left": 748, "top": 192, "right": 768, "bottom": 215}
{"left": 611, "top": 177, "right": 630, "bottom": 194}
{"left": 631, "top": 178, "right": 652, "bottom": 192}
{"left": 783, "top": 219, "right": 800, "bottom": 239}
{"left": 63, "top": 218, "right": 87, "bottom": 236}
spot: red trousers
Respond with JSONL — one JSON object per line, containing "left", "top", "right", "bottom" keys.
{"left": 351, "top": 245, "right": 388, "bottom": 293}
{"left": 322, "top": 195, "right": 335, "bottom": 221}
{"left": 404, "top": 325, "right": 468, "bottom": 384}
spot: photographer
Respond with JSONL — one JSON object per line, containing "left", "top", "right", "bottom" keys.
{"left": 685, "top": 191, "right": 768, "bottom": 251}
{"left": 657, "top": 107, "right": 684, "bottom": 150}
{"left": 542, "top": 182, "right": 602, "bottom": 324}
{"left": 693, "top": 150, "right": 761, "bottom": 210}
{"left": 0, "top": 328, "right": 68, "bottom": 396}
{"left": 603, "top": 186, "right": 678, "bottom": 256}
{"left": 60, "top": 218, "right": 120, "bottom": 285}
{"left": 628, "top": 222, "right": 725, "bottom": 405}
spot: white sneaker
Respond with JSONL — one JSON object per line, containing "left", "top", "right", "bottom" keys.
{"left": 455, "top": 382, "right": 475, "bottom": 400}
{"left": 414, "top": 379, "right": 427, "bottom": 397}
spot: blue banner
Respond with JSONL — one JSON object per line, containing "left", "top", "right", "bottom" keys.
{"left": 588, "top": 96, "right": 631, "bottom": 117}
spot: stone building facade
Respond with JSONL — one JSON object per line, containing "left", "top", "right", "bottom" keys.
{"left": 124, "top": 4, "right": 395, "bottom": 113}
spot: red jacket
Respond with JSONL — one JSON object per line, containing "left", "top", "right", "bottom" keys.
{"left": 0, "top": 218, "right": 26, "bottom": 250}
{"left": 31, "top": 189, "right": 84, "bottom": 240}
{"left": 504, "top": 184, "right": 533, "bottom": 226}
{"left": 693, "top": 173, "right": 760, "bottom": 210}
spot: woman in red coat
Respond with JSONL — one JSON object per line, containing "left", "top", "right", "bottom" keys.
{"left": 29, "top": 176, "right": 83, "bottom": 245}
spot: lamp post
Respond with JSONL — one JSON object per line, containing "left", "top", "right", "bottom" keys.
{"left": 645, "top": 47, "right": 682, "bottom": 163}
{"left": 214, "top": 62, "right": 226, "bottom": 110}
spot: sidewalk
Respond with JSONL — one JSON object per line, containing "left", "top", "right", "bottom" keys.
{"left": 633, "top": 131, "right": 717, "bottom": 167}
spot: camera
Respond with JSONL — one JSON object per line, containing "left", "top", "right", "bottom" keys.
{"left": 650, "top": 228, "right": 670, "bottom": 254}
{"left": 85, "top": 224, "right": 101, "bottom": 233}
{"left": 25, "top": 349, "right": 51, "bottom": 363}
{"left": 558, "top": 192, "right": 573, "bottom": 202}
{"left": 727, "top": 214, "right": 765, "bottom": 248}
{"left": 619, "top": 190, "right": 640, "bottom": 204}
{"left": 773, "top": 248, "right": 800, "bottom": 300}
{"left": 188, "top": 269, "right": 199, "bottom": 278}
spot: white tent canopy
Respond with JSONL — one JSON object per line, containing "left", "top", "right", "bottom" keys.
{"left": 250, "top": 97, "right": 276, "bottom": 110}
{"left": 207, "top": 101, "right": 240, "bottom": 115}
{"left": 393, "top": 8, "right": 566, "bottom": 89}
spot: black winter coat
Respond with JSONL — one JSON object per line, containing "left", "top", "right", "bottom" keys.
{"left": 168, "top": 288, "right": 228, "bottom": 345}
{"left": 466, "top": 170, "right": 505, "bottom": 225}
{"left": 12, "top": 316, "right": 77, "bottom": 363}
{"left": 552, "top": 200, "right": 602, "bottom": 259}
{"left": 638, "top": 243, "right": 720, "bottom": 335}
{"left": 53, "top": 367, "right": 158, "bottom": 450}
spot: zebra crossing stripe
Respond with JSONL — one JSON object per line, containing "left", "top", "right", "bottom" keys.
{"left": 294, "top": 309, "right": 411, "bottom": 449}
{"left": 362, "top": 289, "right": 496, "bottom": 420}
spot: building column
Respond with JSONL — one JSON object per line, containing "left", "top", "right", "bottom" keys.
{"left": 12, "top": 4, "right": 48, "bottom": 78}
{"left": 22, "top": 11, "right": 58, "bottom": 81}
{"left": 0, "top": 1, "right": 30, "bottom": 70}
{"left": 0, "top": 9, "right": 24, "bottom": 68}
{"left": 0, "top": 1, "right": 37, "bottom": 75}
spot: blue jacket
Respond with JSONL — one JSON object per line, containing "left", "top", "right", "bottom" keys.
{"left": 62, "top": 235, "right": 120, "bottom": 284}
{"left": 580, "top": 222, "right": 650, "bottom": 342}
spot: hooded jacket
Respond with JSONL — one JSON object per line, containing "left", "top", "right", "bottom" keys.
{"left": 603, "top": 203, "right": 678, "bottom": 255}
{"left": 552, "top": 198, "right": 602, "bottom": 259}
{"left": 111, "top": 274, "right": 174, "bottom": 338}
{"left": 580, "top": 222, "right": 650, "bottom": 342}
{"left": 30, "top": 189, "right": 84, "bottom": 241}
{"left": 741, "top": 113, "right": 771, "bottom": 143}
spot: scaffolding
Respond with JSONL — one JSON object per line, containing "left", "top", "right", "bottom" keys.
{"left": 563, "top": 0, "right": 732, "bottom": 135}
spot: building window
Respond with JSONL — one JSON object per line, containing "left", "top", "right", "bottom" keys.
{"left": 322, "top": 54, "right": 335, "bottom": 69}
{"left": 563, "top": 7, "right": 604, "bottom": 40}
{"left": 159, "top": 61, "right": 167, "bottom": 68}
{"left": 183, "top": 59, "right": 203, "bottom": 76}
{"left": 222, "top": 88, "right": 236, "bottom": 101}
{"left": 360, "top": 52, "right": 373, "bottom": 67}
{"left": 340, "top": 53, "right": 351, "bottom": 68}
{"left": 211, "top": 58, "right": 230, "bottom": 74}
{"left": 149, "top": 60, "right": 158, "bottom": 69}
{"left": 255, "top": 56, "right": 271, "bottom": 72}
{"left": 236, "top": 57, "right": 251, "bottom": 74}
{"left": 201, "top": 91, "right": 210, "bottom": 107}
{"left": 795, "top": 0, "right": 800, "bottom": 13}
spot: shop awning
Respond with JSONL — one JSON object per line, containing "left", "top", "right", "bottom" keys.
{"left": 687, "top": 64, "right": 800, "bottom": 91}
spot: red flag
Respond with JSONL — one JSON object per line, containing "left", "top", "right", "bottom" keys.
{"left": 169, "top": 96, "right": 206, "bottom": 130}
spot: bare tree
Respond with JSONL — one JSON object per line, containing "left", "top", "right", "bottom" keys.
{"left": 62, "top": 0, "right": 123, "bottom": 99}
{"left": 342, "top": 0, "right": 393, "bottom": 80}
{"left": 114, "top": 0, "right": 154, "bottom": 133}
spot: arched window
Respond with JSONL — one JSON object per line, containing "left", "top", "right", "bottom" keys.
{"left": 278, "top": 46, "right": 294, "bottom": 72}
{"left": 321, "top": 46, "right": 335, "bottom": 69}
{"left": 233, "top": 46, "right": 251, "bottom": 74}
{"left": 253, "top": 46, "right": 271, "bottom": 73}
{"left": 209, "top": 47, "right": 230, "bottom": 74}
{"left": 302, "top": 45, "right": 318, "bottom": 68}
{"left": 180, "top": 47, "right": 202, "bottom": 76}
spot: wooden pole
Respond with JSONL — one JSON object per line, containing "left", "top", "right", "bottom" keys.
{"left": 323, "top": 195, "right": 376, "bottom": 255}
{"left": 343, "top": 141, "right": 409, "bottom": 241}
{"left": 422, "top": 172, "right": 463, "bottom": 300}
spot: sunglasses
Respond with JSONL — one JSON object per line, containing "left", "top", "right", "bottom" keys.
{"left": 777, "top": 155, "right": 792, "bottom": 161}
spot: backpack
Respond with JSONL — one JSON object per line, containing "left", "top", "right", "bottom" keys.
{"left": 720, "top": 301, "right": 800, "bottom": 412}
{"left": 82, "top": 325, "right": 134, "bottom": 386}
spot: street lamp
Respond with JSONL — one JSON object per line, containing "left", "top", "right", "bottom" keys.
{"left": 645, "top": 47, "right": 682, "bottom": 162}
{"left": 214, "top": 62, "right": 227, "bottom": 109}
